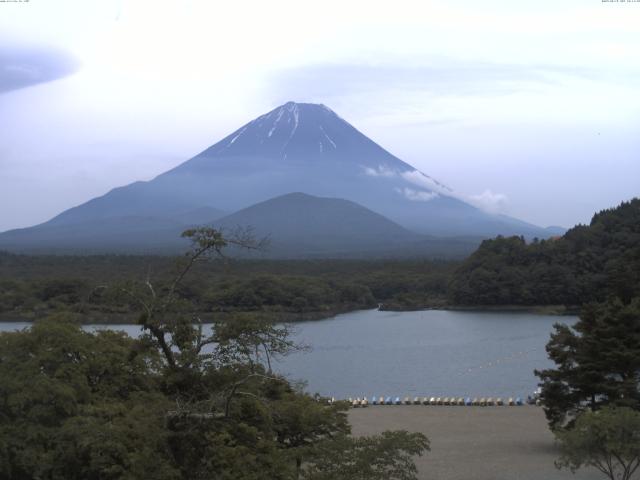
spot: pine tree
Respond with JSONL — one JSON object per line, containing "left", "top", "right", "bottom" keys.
{"left": 536, "top": 297, "right": 640, "bottom": 428}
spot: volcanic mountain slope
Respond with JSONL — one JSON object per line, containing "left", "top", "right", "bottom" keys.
{"left": 0, "top": 101, "right": 557, "bottom": 254}
{"left": 0, "top": 192, "right": 480, "bottom": 257}
{"left": 214, "top": 192, "right": 479, "bottom": 258}
{"left": 0, "top": 207, "right": 227, "bottom": 254}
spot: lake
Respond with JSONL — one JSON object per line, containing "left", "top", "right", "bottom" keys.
{"left": 0, "top": 309, "right": 575, "bottom": 399}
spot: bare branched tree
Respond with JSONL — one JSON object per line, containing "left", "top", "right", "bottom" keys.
{"left": 119, "top": 227, "right": 266, "bottom": 368}
{"left": 117, "top": 227, "right": 301, "bottom": 421}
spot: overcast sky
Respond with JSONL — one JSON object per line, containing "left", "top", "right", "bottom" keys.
{"left": 1, "top": 0, "right": 639, "bottom": 232}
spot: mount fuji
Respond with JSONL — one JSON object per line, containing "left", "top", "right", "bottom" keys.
{"left": 0, "top": 102, "right": 558, "bottom": 256}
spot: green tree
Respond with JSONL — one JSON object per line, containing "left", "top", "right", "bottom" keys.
{"left": 271, "top": 394, "right": 351, "bottom": 477}
{"left": 1, "top": 228, "right": 431, "bottom": 479}
{"left": 449, "top": 198, "right": 640, "bottom": 307}
{"left": 535, "top": 297, "right": 640, "bottom": 428}
{"left": 555, "top": 407, "right": 640, "bottom": 480}
{"left": 213, "top": 313, "right": 301, "bottom": 373}
{"left": 0, "top": 315, "right": 179, "bottom": 480}
{"left": 301, "top": 430, "right": 429, "bottom": 480}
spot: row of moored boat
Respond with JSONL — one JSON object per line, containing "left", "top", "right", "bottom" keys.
{"left": 330, "top": 396, "right": 528, "bottom": 407}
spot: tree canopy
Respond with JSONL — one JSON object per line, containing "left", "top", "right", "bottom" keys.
{"left": 536, "top": 297, "right": 640, "bottom": 429}
{"left": 449, "top": 199, "right": 640, "bottom": 306}
{"left": 0, "top": 227, "right": 430, "bottom": 480}
{"left": 555, "top": 406, "right": 640, "bottom": 480}
{"left": 0, "top": 253, "right": 454, "bottom": 323}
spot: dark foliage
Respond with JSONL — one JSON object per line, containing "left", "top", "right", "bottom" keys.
{"left": 535, "top": 297, "right": 640, "bottom": 429}
{"left": 0, "top": 255, "right": 455, "bottom": 322}
{"left": 0, "top": 228, "right": 429, "bottom": 479}
{"left": 554, "top": 406, "right": 640, "bottom": 480}
{"left": 449, "top": 199, "right": 640, "bottom": 306}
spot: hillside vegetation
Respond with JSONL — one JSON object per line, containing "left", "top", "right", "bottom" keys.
{"left": 449, "top": 199, "right": 640, "bottom": 306}
{"left": 0, "top": 228, "right": 429, "bottom": 479}
{"left": 2, "top": 199, "right": 638, "bottom": 322}
{"left": 0, "top": 256, "right": 454, "bottom": 322}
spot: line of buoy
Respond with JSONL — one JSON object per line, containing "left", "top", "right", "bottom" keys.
{"left": 455, "top": 348, "right": 540, "bottom": 377}
{"left": 329, "top": 396, "right": 529, "bottom": 407}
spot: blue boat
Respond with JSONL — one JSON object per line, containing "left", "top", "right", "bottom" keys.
{"left": 465, "top": 397, "right": 472, "bottom": 406}
{"left": 385, "top": 396, "right": 392, "bottom": 405}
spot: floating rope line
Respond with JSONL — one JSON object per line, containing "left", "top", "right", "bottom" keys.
{"left": 455, "top": 347, "right": 540, "bottom": 376}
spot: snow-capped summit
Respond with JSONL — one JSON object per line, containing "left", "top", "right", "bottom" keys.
{"left": 168, "top": 101, "right": 451, "bottom": 200}
{"left": 194, "top": 101, "right": 412, "bottom": 168}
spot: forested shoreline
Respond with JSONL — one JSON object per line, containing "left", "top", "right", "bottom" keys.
{"left": 2, "top": 199, "right": 637, "bottom": 323}
{"left": 0, "top": 255, "right": 454, "bottom": 323}
{"left": 1, "top": 201, "right": 639, "bottom": 479}
{"left": 0, "top": 228, "right": 431, "bottom": 479}
{"left": 449, "top": 199, "right": 640, "bottom": 307}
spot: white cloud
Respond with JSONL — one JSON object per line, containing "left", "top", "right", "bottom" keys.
{"left": 401, "top": 171, "right": 507, "bottom": 213}
{"left": 396, "top": 187, "right": 439, "bottom": 202}
{"left": 363, "top": 164, "right": 398, "bottom": 177}
{"left": 400, "top": 169, "right": 452, "bottom": 193}
{"left": 468, "top": 189, "right": 508, "bottom": 213}
{"left": 0, "top": 0, "right": 638, "bottom": 231}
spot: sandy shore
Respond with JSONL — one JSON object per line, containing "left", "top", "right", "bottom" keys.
{"left": 349, "top": 406, "right": 603, "bottom": 480}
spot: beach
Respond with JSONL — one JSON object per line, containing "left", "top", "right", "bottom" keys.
{"left": 349, "top": 406, "right": 603, "bottom": 480}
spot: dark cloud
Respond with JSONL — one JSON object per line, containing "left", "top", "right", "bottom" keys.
{"left": 0, "top": 45, "right": 80, "bottom": 94}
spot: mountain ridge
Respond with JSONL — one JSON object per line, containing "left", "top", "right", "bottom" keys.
{"left": 0, "top": 192, "right": 481, "bottom": 258}
{"left": 213, "top": 192, "right": 480, "bottom": 259}
{"left": 0, "top": 101, "right": 561, "bottom": 255}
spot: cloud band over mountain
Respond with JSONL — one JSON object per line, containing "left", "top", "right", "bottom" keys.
{"left": 0, "top": 45, "right": 79, "bottom": 94}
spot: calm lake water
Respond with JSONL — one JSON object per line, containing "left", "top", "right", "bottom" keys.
{"left": 0, "top": 309, "right": 576, "bottom": 399}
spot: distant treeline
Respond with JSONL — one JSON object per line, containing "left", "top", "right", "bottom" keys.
{"left": 0, "top": 255, "right": 455, "bottom": 322}
{"left": 2, "top": 199, "right": 638, "bottom": 321}
{"left": 448, "top": 199, "right": 640, "bottom": 306}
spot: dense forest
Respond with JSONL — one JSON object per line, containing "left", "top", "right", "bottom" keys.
{"left": 2, "top": 202, "right": 640, "bottom": 478}
{"left": 0, "top": 228, "right": 429, "bottom": 479}
{"left": 2, "top": 199, "right": 638, "bottom": 323}
{"left": 448, "top": 199, "right": 640, "bottom": 307}
{"left": 0, "top": 254, "right": 455, "bottom": 323}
